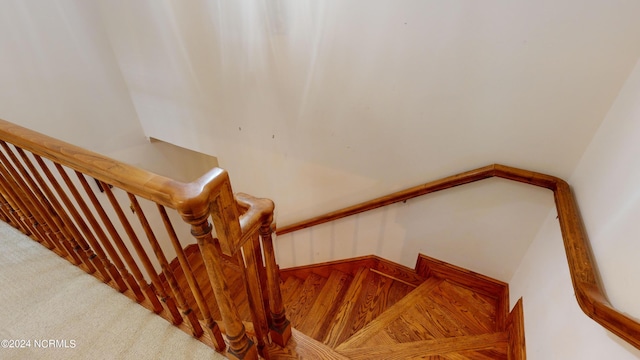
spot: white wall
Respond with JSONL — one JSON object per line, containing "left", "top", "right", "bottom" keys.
{"left": 509, "top": 58, "right": 640, "bottom": 358}
{"left": 0, "top": 0, "right": 146, "bottom": 155}
{"left": 98, "top": 0, "right": 640, "bottom": 284}
{"left": 0, "top": 0, "right": 217, "bottom": 283}
{"left": 277, "top": 178, "right": 554, "bottom": 282}
{"left": 2, "top": 2, "right": 640, "bottom": 353}
{"left": 99, "top": 0, "right": 640, "bottom": 227}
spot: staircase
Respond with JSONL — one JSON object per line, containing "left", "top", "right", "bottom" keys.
{"left": 163, "top": 247, "right": 525, "bottom": 359}
{"left": 3, "top": 120, "right": 640, "bottom": 359}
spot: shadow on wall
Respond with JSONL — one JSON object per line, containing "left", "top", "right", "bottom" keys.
{"left": 275, "top": 177, "right": 554, "bottom": 282}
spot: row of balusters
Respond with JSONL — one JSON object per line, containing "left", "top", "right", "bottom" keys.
{"left": 0, "top": 139, "right": 289, "bottom": 359}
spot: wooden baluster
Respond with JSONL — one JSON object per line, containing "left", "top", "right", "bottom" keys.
{"left": 260, "top": 220, "right": 291, "bottom": 346}
{"left": 157, "top": 205, "right": 226, "bottom": 351}
{"left": 13, "top": 149, "right": 85, "bottom": 264}
{"left": 63, "top": 171, "right": 127, "bottom": 292}
{"left": 1, "top": 144, "right": 72, "bottom": 255}
{"left": 239, "top": 233, "right": 271, "bottom": 358}
{"left": 142, "top": 205, "right": 203, "bottom": 334}
{"left": 0, "top": 160, "right": 43, "bottom": 240}
{"left": 0, "top": 174, "right": 31, "bottom": 235}
{"left": 0, "top": 143, "right": 59, "bottom": 250}
{"left": 54, "top": 164, "right": 132, "bottom": 288}
{"left": 16, "top": 149, "right": 93, "bottom": 265}
{"left": 0, "top": 191, "right": 22, "bottom": 229}
{"left": 0, "top": 158, "right": 51, "bottom": 250}
{"left": 32, "top": 154, "right": 99, "bottom": 274}
{"left": 127, "top": 193, "right": 183, "bottom": 325}
{"left": 100, "top": 183, "right": 164, "bottom": 313}
{"left": 0, "top": 192, "right": 15, "bottom": 225}
{"left": 75, "top": 173, "right": 145, "bottom": 301}
{"left": 189, "top": 219, "right": 257, "bottom": 360}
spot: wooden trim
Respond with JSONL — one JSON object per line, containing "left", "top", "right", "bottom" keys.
{"left": 0, "top": 119, "right": 273, "bottom": 251}
{"left": 280, "top": 255, "right": 426, "bottom": 287}
{"left": 415, "top": 254, "right": 508, "bottom": 300}
{"left": 336, "top": 332, "right": 508, "bottom": 360}
{"left": 507, "top": 298, "right": 526, "bottom": 360}
{"left": 416, "top": 253, "right": 510, "bottom": 332}
{"left": 0, "top": 119, "right": 274, "bottom": 359}
{"left": 0, "top": 119, "right": 225, "bottom": 211}
{"left": 276, "top": 165, "right": 498, "bottom": 236}
{"left": 277, "top": 163, "right": 640, "bottom": 350}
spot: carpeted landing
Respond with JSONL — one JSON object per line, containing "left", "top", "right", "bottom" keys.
{"left": 0, "top": 221, "right": 226, "bottom": 360}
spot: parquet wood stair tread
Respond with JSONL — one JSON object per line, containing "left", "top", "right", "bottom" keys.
{"left": 335, "top": 276, "right": 504, "bottom": 351}
{"left": 298, "top": 270, "right": 353, "bottom": 339}
{"left": 334, "top": 332, "right": 508, "bottom": 360}
{"left": 266, "top": 328, "right": 350, "bottom": 360}
{"left": 321, "top": 266, "right": 371, "bottom": 347}
{"left": 286, "top": 272, "right": 328, "bottom": 328}
{"left": 161, "top": 247, "right": 523, "bottom": 359}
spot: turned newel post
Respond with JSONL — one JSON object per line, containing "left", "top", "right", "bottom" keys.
{"left": 179, "top": 175, "right": 258, "bottom": 360}
{"left": 189, "top": 218, "right": 257, "bottom": 360}
{"left": 259, "top": 216, "right": 292, "bottom": 346}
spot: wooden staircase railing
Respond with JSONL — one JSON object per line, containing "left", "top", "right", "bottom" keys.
{"left": 0, "top": 119, "right": 291, "bottom": 360}
{"left": 277, "top": 164, "right": 640, "bottom": 351}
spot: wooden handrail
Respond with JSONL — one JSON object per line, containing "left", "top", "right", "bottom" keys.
{"left": 276, "top": 163, "right": 640, "bottom": 350}
{"left": 0, "top": 118, "right": 288, "bottom": 359}
{"left": 0, "top": 119, "right": 226, "bottom": 216}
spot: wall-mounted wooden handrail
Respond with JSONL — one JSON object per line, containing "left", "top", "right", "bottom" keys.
{"left": 276, "top": 163, "right": 640, "bottom": 350}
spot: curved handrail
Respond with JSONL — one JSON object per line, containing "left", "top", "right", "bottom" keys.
{"left": 276, "top": 163, "right": 640, "bottom": 350}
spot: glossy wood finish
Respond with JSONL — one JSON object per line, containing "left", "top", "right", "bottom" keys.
{"left": 337, "top": 332, "right": 508, "bottom": 360}
{"left": 260, "top": 220, "right": 292, "bottom": 347}
{"left": 75, "top": 172, "right": 146, "bottom": 302}
{"left": 1, "top": 116, "right": 635, "bottom": 353}
{"left": 0, "top": 145, "right": 56, "bottom": 249}
{"left": 165, "top": 244, "right": 510, "bottom": 359}
{"left": 157, "top": 204, "right": 225, "bottom": 351}
{"left": 101, "top": 183, "right": 165, "bottom": 313}
{"left": 507, "top": 298, "right": 526, "bottom": 359}
{"left": 129, "top": 194, "right": 191, "bottom": 328}
{"left": 0, "top": 119, "right": 279, "bottom": 359}
{"left": 275, "top": 252, "right": 512, "bottom": 359}
{"left": 54, "top": 163, "right": 115, "bottom": 283}
{"left": 277, "top": 163, "right": 640, "bottom": 350}
{"left": 335, "top": 277, "right": 499, "bottom": 350}
{"left": 63, "top": 170, "right": 128, "bottom": 292}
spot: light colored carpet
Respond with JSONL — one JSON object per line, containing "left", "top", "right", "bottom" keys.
{"left": 0, "top": 221, "right": 227, "bottom": 360}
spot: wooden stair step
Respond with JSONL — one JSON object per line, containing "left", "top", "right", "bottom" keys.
{"left": 336, "top": 277, "right": 444, "bottom": 350}
{"left": 322, "top": 267, "right": 371, "bottom": 347}
{"left": 324, "top": 267, "right": 413, "bottom": 348}
{"left": 281, "top": 276, "right": 304, "bottom": 305}
{"left": 298, "top": 270, "right": 353, "bottom": 340}
{"left": 335, "top": 332, "right": 508, "bottom": 360}
{"left": 336, "top": 274, "right": 510, "bottom": 352}
{"left": 267, "top": 328, "right": 350, "bottom": 360}
{"left": 427, "top": 280, "right": 498, "bottom": 334}
{"left": 286, "top": 272, "right": 328, "bottom": 328}
{"left": 163, "top": 246, "right": 520, "bottom": 359}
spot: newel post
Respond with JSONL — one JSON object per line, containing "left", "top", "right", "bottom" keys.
{"left": 259, "top": 214, "right": 292, "bottom": 346}
{"left": 180, "top": 179, "right": 258, "bottom": 360}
